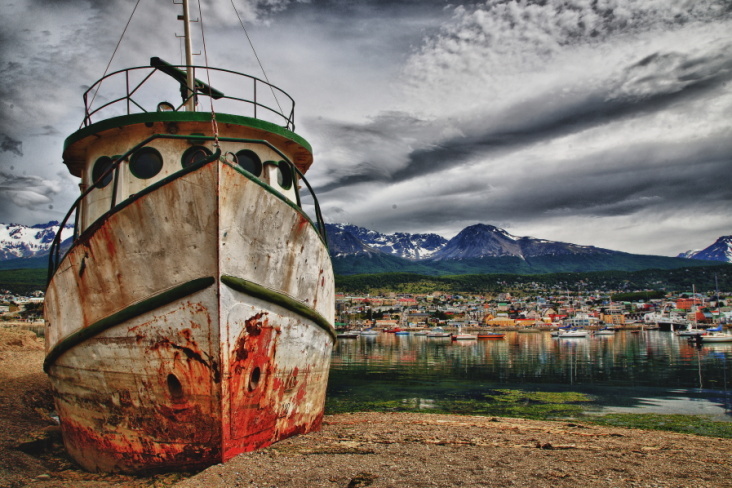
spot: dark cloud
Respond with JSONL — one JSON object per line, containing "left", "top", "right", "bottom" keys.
{"left": 0, "top": 134, "right": 23, "bottom": 156}
{"left": 0, "top": 171, "right": 61, "bottom": 211}
{"left": 314, "top": 44, "right": 732, "bottom": 195}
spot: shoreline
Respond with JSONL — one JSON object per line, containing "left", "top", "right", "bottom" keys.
{"left": 2, "top": 326, "right": 732, "bottom": 487}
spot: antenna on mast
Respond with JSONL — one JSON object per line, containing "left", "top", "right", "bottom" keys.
{"left": 177, "top": 0, "right": 196, "bottom": 111}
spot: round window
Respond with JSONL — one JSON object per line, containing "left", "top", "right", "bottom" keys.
{"left": 181, "top": 145, "right": 212, "bottom": 168}
{"left": 277, "top": 160, "right": 293, "bottom": 190}
{"left": 235, "top": 149, "right": 262, "bottom": 177}
{"left": 130, "top": 147, "right": 163, "bottom": 179}
{"left": 92, "top": 156, "right": 114, "bottom": 188}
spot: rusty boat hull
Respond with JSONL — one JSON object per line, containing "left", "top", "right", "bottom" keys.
{"left": 44, "top": 107, "right": 335, "bottom": 472}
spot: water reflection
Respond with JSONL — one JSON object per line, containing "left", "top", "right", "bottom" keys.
{"left": 327, "top": 330, "right": 732, "bottom": 419}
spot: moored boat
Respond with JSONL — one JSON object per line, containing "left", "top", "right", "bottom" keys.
{"left": 477, "top": 332, "right": 505, "bottom": 339}
{"left": 426, "top": 327, "right": 451, "bottom": 338}
{"left": 43, "top": 1, "right": 334, "bottom": 474}
{"left": 700, "top": 333, "right": 732, "bottom": 343}
{"left": 699, "top": 324, "right": 732, "bottom": 343}
{"left": 552, "top": 329, "right": 589, "bottom": 338}
{"left": 452, "top": 333, "right": 478, "bottom": 341}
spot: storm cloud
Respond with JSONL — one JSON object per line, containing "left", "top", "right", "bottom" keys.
{"left": 3, "top": 0, "right": 731, "bottom": 256}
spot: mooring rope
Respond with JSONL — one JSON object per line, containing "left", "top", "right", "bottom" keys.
{"left": 196, "top": 0, "right": 221, "bottom": 149}
{"left": 230, "top": 0, "right": 285, "bottom": 117}
{"left": 87, "top": 0, "right": 143, "bottom": 120}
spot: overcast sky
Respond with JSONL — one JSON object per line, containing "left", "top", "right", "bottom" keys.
{"left": 1, "top": 0, "right": 730, "bottom": 256}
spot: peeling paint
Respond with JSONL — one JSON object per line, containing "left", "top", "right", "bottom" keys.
{"left": 45, "top": 138, "right": 334, "bottom": 474}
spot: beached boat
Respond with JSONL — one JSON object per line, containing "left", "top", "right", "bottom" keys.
{"left": 43, "top": 1, "right": 334, "bottom": 473}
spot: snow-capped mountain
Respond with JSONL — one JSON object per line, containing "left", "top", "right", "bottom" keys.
{"left": 325, "top": 223, "right": 447, "bottom": 260}
{"left": 0, "top": 221, "right": 73, "bottom": 261}
{"left": 429, "top": 224, "right": 616, "bottom": 261}
{"left": 323, "top": 222, "right": 722, "bottom": 275}
{"left": 326, "top": 223, "right": 618, "bottom": 262}
{"left": 678, "top": 236, "right": 732, "bottom": 263}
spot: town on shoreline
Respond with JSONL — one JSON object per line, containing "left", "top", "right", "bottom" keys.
{"left": 335, "top": 288, "right": 731, "bottom": 332}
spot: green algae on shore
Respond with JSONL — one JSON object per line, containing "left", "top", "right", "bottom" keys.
{"left": 585, "top": 413, "right": 732, "bottom": 438}
{"left": 326, "top": 388, "right": 594, "bottom": 419}
{"left": 326, "top": 388, "right": 732, "bottom": 439}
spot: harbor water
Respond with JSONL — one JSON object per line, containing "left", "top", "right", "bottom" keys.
{"left": 326, "top": 330, "right": 732, "bottom": 420}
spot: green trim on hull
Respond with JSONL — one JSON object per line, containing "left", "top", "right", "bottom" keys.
{"left": 44, "top": 277, "right": 216, "bottom": 372}
{"left": 64, "top": 112, "right": 312, "bottom": 154}
{"left": 221, "top": 274, "right": 336, "bottom": 341}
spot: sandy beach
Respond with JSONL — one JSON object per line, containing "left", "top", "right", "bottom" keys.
{"left": 2, "top": 324, "right": 731, "bottom": 488}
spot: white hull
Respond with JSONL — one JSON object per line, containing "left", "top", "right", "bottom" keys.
{"left": 45, "top": 159, "right": 335, "bottom": 472}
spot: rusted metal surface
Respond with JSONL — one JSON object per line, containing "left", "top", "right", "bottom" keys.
{"left": 48, "top": 288, "right": 220, "bottom": 472}
{"left": 45, "top": 148, "right": 334, "bottom": 472}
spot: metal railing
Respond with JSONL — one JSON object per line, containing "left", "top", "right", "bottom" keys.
{"left": 81, "top": 59, "right": 297, "bottom": 131}
{"left": 47, "top": 134, "right": 328, "bottom": 284}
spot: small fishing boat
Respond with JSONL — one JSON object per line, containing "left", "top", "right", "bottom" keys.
{"left": 450, "top": 325, "right": 476, "bottom": 341}
{"left": 701, "top": 334, "right": 732, "bottom": 343}
{"left": 452, "top": 332, "right": 478, "bottom": 341}
{"left": 359, "top": 329, "right": 380, "bottom": 336}
{"left": 477, "top": 332, "right": 505, "bottom": 339}
{"left": 676, "top": 327, "right": 704, "bottom": 336}
{"left": 426, "top": 327, "right": 451, "bottom": 338}
{"left": 595, "top": 328, "right": 615, "bottom": 336}
{"left": 553, "top": 329, "right": 589, "bottom": 338}
{"left": 43, "top": 1, "right": 334, "bottom": 474}
{"left": 700, "top": 324, "right": 732, "bottom": 343}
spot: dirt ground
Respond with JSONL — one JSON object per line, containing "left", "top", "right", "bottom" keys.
{"left": 2, "top": 324, "right": 732, "bottom": 488}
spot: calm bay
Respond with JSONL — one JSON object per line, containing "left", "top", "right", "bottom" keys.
{"left": 326, "top": 330, "right": 732, "bottom": 421}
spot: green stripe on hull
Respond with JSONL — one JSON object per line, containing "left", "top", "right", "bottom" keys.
{"left": 44, "top": 277, "right": 216, "bottom": 372}
{"left": 221, "top": 275, "right": 336, "bottom": 341}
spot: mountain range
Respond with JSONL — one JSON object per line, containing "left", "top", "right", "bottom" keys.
{"left": 0, "top": 221, "right": 728, "bottom": 276}
{"left": 325, "top": 223, "right": 729, "bottom": 276}
{"left": 0, "top": 222, "right": 73, "bottom": 270}
{"left": 677, "top": 236, "right": 732, "bottom": 263}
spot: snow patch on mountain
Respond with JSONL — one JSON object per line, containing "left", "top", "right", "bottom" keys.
{"left": 678, "top": 236, "right": 732, "bottom": 263}
{"left": 325, "top": 223, "right": 448, "bottom": 260}
{"left": 0, "top": 221, "right": 74, "bottom": 260}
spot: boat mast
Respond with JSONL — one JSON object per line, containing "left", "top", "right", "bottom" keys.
{"left": 181, "top": 0, "right": 196, "bottom": 112}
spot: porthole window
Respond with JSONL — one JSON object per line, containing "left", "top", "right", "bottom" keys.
{"left": 130, "top": 146, "right": 163, "bottom": 179}
{"left": 235, "top": 149, "right": 262, "bottom": 177}
{"left": 92, "top": 156, "right": 114, "bottom": 188}
{"left": 248, "top": 366, "right": 261, "bottom": 392}
{"left": 276, "top": 160, "right": 293, "bottom": 190}
{"left": 181, "top": 145, "right": 212, "bottom": 168}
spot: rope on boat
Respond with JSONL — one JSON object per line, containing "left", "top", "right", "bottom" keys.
{"left": 196, "top": 0, "right": 221, "bottom": 150}
{"left": 230, "top": 0, "right": 285, "bottom": 117}
{"left": 87, "top": 0, "right": 143, "bottom": 120}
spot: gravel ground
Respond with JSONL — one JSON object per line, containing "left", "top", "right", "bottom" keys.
{"left": 2, "top": 325, "right": 731, "bottom": 488}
